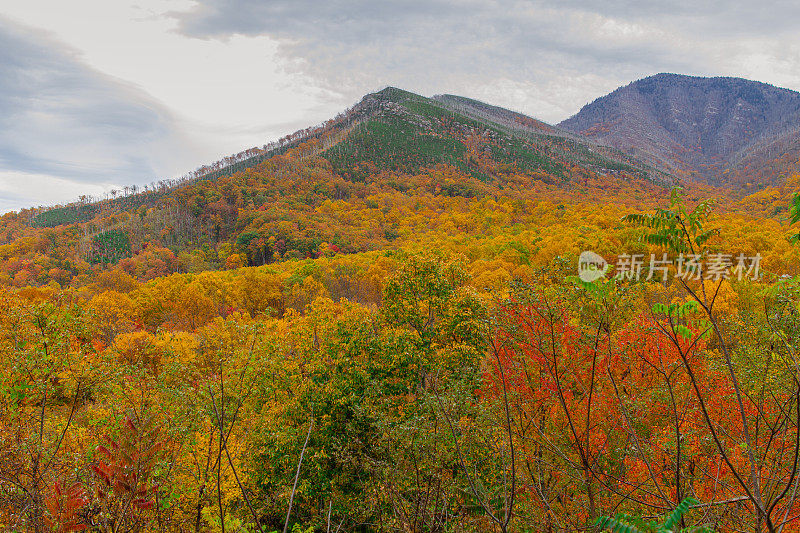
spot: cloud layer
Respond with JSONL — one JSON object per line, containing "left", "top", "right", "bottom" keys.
{"left": 0, "top": 17, "right": 188, "bottom": 210}
{"left": 172, "top": 0, "right": 800, "bottom": 122}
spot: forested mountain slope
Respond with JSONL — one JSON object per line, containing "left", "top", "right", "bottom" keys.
{"left": 6, "top": 78, "right": 800, "bottom": 533}
{"left": 0, "top": 86, "right": 679, "bottom": 289}
{"left": 559, "top": 73, "right": 800, "bottom": 188}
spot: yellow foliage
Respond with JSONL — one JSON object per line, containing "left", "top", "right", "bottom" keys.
{"left": 113, "top": 331, "right": 162, "bottom": 370}
{"left": 225, "top": 253, "right": 245, "bottom": 270}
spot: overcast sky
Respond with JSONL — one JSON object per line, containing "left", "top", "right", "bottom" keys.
{"left": 1, "top": 0, "right": 799, "bottom": 212}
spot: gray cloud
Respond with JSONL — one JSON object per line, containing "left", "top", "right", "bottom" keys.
{"left": 171, "top": 0, "right": 800, "bottom": 122}
{"left": 0, "top": 17, "right": 189, "bottom": 209}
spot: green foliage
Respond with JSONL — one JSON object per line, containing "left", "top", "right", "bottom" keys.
{"left": 623, "top": 187, "right": 719, "bottom": 254}
{"left": 32, "top": 203, "right": 101, "bottom": 227}
{"left": 650, "top": 301, "right": 711, "bottom": 340}
{"left": 790, "top": 192, "right": 800, "bottom": 242}
{"left": 596, "top": 497, "right": 712, "bottom": 532}
{"left": 651, "top": 300, "right": 699, "bottom": 317}
{"left": 381, "top": 252, "right": 487, "bottom": 361}
{"left": 324, "top": 113, "right": 468, "bottom": 181}
{"left": 236, "top": 231, "right": 274, "bottom": 266}
{"left": 489, "top": 136, "right": 567, "bottom": 178}
{"left": 89, "top": 230, "right": 132, "bottom": 265}
{"left": 32, "top": 191, "right": 168, "bottom": 228}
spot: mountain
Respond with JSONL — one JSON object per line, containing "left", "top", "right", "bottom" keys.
{"left": 6, "top": 86, "right": 678, "bottom": 291}
{"left": 21, "top": 74, "right": 800, "bottom": 230}
{"left": 29, "top": 87, "right": 669, "bottom": 228}
{"left": 318, "top": 87, "right": 666, "bottom": 184}
{"left": 6, "top": 80, "right": 800, "bottom": 293}
{"left": 558, "top": 73, "right": 800, "bottom": 188}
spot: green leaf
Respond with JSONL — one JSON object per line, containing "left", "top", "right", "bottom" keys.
{"left": 662, "top": 497, "right": 698, "bottom": 530}
{"left": 595, "top": 515, "right": 645, "bottom": 533}
{"left": 675, "top": 325, "right": 692, "bottom": 340}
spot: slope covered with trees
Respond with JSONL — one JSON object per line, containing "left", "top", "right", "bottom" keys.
{"left": 0, "top": 87, "right": 678, "bottom": 291}
{"left": 3, "top": 82, "right": 800, "bottom": 532}
{"left": 559, "top": 73, "right": 800, "bottom": 189}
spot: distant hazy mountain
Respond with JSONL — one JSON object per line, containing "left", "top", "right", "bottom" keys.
{"left": 558, "top": 73, "right": 800, "bottom": 187}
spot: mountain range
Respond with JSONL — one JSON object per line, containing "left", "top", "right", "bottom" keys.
{"left": 203, "top": 73, "right": 800, "bottom": 193}
{"left": 5, "top": 71, "right": 800, "bottom": 292}
{"left": 23, "top": 73, "right": 800, "bottom": 229}
{"left": 559, "top": 73, "right": 800, "bottom": 188}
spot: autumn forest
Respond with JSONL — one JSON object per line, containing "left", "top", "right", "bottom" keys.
{"left": 4, "top": 79, "right": 800, "bottom": 533}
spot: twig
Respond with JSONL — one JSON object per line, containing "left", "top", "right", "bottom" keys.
{"left": 284, "top": 418, "right": 314, "bottom": 533}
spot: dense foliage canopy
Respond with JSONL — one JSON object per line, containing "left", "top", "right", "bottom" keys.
{"left": 3, "top": 90, "right": 800, "bottom": 531}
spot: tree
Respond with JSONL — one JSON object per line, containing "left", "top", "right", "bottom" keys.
{"left": 624, "top": 187, "right": 800, "bottom": 532}
{"left": 90, "top": 414, "right": 166, "bottom": 533}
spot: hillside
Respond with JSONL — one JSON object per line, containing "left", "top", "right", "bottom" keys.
{"left": 11, "top": 81, "right": 800, "bottom": 293}
{"left": 559, "top": 73, "right": 800, "bottom": 188}
{"left": 0, "top": 86, "right": 684, "bottom": 290}
{"left": 319, "top": 87, "right": 667, "bottom": 184}
{"left": 7, "top": 78, "right": 800, "bottom": 533}
{"left": 27, "top": 87, "right": 669, "bottom": 230}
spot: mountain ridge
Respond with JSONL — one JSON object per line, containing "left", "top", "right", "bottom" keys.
{"left": 21, "top": 72, "right": 800, "bottom": 223}
{"left": 3, "top": 77, "right": 799, "bottom": 292}
{"left": 558, "top": 72, "right": 800, "bottom": 187}
{"left": 27, "top": 85, "right": 667, "bottom": 226}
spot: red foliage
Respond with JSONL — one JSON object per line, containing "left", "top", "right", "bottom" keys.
{"left": 91, "top": 415, "right": 164, "bottom": 512}
{"left": 45, "top": 481, "right": 89, "bottom": 532}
